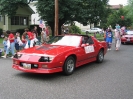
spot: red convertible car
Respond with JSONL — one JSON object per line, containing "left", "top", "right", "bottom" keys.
{"left": 12, "top": 34, "right": 107, "bottom": 75}
{"left": 121, "top": 30, "right": 133, "bottom": 44}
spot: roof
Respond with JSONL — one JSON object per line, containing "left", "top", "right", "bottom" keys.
{"left": 109, "top": 5, "right": 123, "bottom": 10}
{"left": 26, "top": 5, "right": 35, "bottom": 14}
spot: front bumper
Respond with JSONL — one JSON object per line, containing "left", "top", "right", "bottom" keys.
{"left": 12, "top": 64, "right": 62, "bottom": 73}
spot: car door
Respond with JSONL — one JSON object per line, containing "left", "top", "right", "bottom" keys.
{"left": 77, "top": 36, "right": 96, "bottom": 62}
{"left": 84, "top": 36, "right": 96, "bottom": 59}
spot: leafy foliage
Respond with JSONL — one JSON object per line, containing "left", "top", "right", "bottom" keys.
{"left": 106, "top": 8, "right": 132, "bottom": 28}
{"left": 0, "top": 0, "right": 109, "bottom": 35}
{"left": 69, "top": 25, "right": 82, "bottom": 34}
{"left": 0, "top": 0, "right": 29, "bottom": 17}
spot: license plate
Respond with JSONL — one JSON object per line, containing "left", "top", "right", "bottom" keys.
{"left": 127, "top": 39, "right": 130, "bottom": 41}
{"left": 23, "top": 63, "right": 31, "bottom": 69}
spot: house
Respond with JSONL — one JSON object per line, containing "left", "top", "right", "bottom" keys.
{"left": 109, "top": 5, "right": 123, "bottom": 10}
{"left": 0, "top": 5, "right": 35, "bottom": 32}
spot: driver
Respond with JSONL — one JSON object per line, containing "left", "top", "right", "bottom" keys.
{"left": 82, "top": 36, "right": 89, "bottom": 45}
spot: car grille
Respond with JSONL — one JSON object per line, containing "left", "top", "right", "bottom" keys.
{"left": 125, "top": 37, "right": 131, "bottom": 39}
{"left": 20, "top": 62, "right": 38, "bottom": 69}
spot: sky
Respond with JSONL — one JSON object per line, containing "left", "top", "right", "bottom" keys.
{"left": 109, "top": 0, "right": 128, "bottom": 5}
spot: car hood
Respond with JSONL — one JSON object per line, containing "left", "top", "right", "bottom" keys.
{"left": 123, "top": 35, "right": 133, "bottom": 38}
{"left": 20, "top": 45, "right": 76, "bottom": 56}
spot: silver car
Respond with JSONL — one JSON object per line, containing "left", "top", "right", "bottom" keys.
{"left": 85, "top": 28, "right": 103, "bottom": 34}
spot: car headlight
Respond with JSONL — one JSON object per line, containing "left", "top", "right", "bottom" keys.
{"left": 13, "top": 54, "right": 22, "bottom": 59}
{"left": 39, "top": 56, "right": 54, "bottom": 62}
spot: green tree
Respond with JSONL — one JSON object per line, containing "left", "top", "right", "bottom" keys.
{"left": 125, "top": 0, "right": 133, "bottom": 27}
{"left": 0, "top": 0, "right": 31, "bottom": 17}
{"left": 36, "top": 0, "right": 109, "bottom": 35}
{"left": 106, "top": 8, "right": 132, "bottom": 28}
{"left": 0, "top": 0, "right": 109, "bottom": 36}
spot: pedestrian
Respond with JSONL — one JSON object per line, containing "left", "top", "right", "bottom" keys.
{"left": 103, "top": 28, "right": 107, "bottom": 41}
{"left": 115, "top": 24, "right": 121, "bottom": 31}
{"left": 34, "top": 26, "right": 38, "bottom": 37}
{"left": 2, "top": 31, "right": 15, "bottom": 58}
{"left": 114, "top": 29, "right": 121, "bottom": 50}
{"left": 21, "top": 32, "right": 27, "bottom": 49}
{"left": 15, "top": 32, "right": 23, "bottom": 53}
{"left": 106, "top": 29, "right": 113, "bottom": 50}
{"left": 2, "top": 36, "right": 8, "bottom": 55}
{"left": 41, "top": 28, "right": 47, "bottom": 44}
{"left": 45, "top": 26, "right": 50, "bottom": 41}
{"left": 94, "top": 32, "right": 96, "bottom": 38}
{"left": 24, "top": 29, "right": 34, "bottom": 49}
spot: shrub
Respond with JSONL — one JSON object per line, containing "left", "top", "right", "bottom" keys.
{"left": 69, "top": 25, "right": 82, "bottom": 34}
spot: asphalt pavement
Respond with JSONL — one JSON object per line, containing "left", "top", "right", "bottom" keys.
{"left": 0, "top": 43, "right": 133, "bottom": 99}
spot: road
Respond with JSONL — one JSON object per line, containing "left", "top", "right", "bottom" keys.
{"left": 0, "top": 43, "right": 133, "bottom": 99}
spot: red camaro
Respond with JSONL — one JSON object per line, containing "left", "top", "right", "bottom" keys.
{"left": 121, "top": 30, "right": 133, "bottom": 44}
{"left": 12, "top": 34, "right": 107, "bottom": 75}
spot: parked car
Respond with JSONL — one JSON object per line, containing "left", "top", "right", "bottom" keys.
{"left": 12, "top": 34, "right": 107, "bottom": 75}
{"left": 85, "top": 28, "right": 103, "bottom": 34}
{"left": 121, "top": 30, "right": 133, "bottom": 44}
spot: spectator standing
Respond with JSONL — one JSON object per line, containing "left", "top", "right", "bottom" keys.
{"left": 15, "top": 32, "right": 23, "bottom": 53}
{"left": 34, "top": 26, "right": 38, "bottom": 37}
{"left": 41, "top": 28, "right": 47, "bottom": 44}
{"left": 21, "top": 32, "right": 27, "bottom": 49}
{"left": 114, "top": 29, "right": 121, "bottom": 50}
{"left": 46, "top": 26, "right": 50, "bottom": 41}
{"left": 2, "top": 31, "right": 15, "bottom": 58}
{"left": 106, "top": 29, "right": 113, "bottom": 50}
{"left": 115, "top": 24, "right": 120, "bottom": 31}
{"left": 103, "top": 28, "right": 107, "bottom": 41}
{"left": 2, "top": 36, "right": 8, "bottom": 55}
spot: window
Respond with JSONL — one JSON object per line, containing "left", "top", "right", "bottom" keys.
{"left": 82, "top": 36, "right": 94, "bottom": 45}
{"left": 11, "top": 16, "right": 29, "bottom": 25}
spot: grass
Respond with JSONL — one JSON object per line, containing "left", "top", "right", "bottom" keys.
{"left": 0, "top": 38, "right": 3, "bottom": 44}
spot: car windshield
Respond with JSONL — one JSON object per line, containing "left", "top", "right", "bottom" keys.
{"left": 47, "top": 35, "right": 81, "bottom": 46}
{"left": 126, "top": 31, "right": 133, "bottom": 35}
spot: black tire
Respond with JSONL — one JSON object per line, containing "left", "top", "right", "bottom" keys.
{"left": 96, "top": 49, "right": 104, "bottom": 63}
{"left": 63, "top": 56, "right": 75, "bottom": 75}
{"left": 121, "top": 42, "right": 126, "bottom": 45}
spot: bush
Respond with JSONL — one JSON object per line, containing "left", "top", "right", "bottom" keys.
{"left": 69, "top": 25, "right": 82, "bottom": 34}
{"left": 0, "top": 28, "right": 3, "bottom": 37}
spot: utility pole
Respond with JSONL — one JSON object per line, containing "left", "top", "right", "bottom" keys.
{"left": 54, "top": 0, "right": 58, "bottom": 36}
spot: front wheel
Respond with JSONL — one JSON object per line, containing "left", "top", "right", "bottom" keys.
{"left": 96, "top": 49, "right": 104, "bottom": 63}
{"left": 63, "top": 56, "right": 75, "bottom": 75}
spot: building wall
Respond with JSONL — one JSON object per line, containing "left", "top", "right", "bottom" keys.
{"left": 29, "top": 1, "right": 40, "bottom": 24}
{"left": 1, "top": 6, "right": 33, "bottom": 32}
{"left": 0, "top": 15, "right": 3, "bottom": 29}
